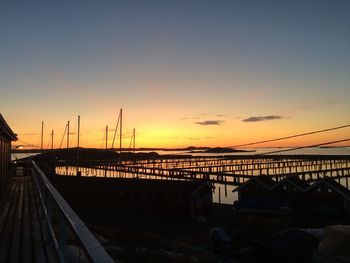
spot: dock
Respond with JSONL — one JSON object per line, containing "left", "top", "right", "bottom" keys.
{"left": 0, "top": 162, "right": 114, "bottom": 263}
{"left": 55, "top": 155, "right": 350, "bottom": 186}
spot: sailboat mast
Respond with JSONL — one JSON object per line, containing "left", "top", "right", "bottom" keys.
{"left": 106, "top": 125, "right": 108, "bottom": 150}
{"left": 41, "top": 121, "right": 44, "bottom": 150}
{"left": 120, "top": 108, "right": 123, "bottom": 153}
{"left": 51, "top": 130, "right": 54, "bottom": 150}
{"left": 133, "top": 128, "right": 135, "bottom": 152}
{"left": 77, "top": 115, "right": 81, "bottom": 148}
{"left": 67, "top": 121, "right": 70, "bottom": 149}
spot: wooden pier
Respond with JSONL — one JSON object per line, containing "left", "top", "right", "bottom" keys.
{"left": 0, "top": 176, "right": 60, "bottom": 262}
{"left": 0, "top": 163, "right": 114, "bottom": 263}
{"left": 55, "top": 155, "right": 350, "bottom": 186}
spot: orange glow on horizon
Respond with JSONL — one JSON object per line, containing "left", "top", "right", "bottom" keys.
{"left": 12, "top": 120, "right": 350, "bottom": 150}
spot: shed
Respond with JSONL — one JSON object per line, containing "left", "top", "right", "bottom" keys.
{"left": 306, "top": 176, "right": 350, "bottom": 221}
{"left": 0, "top": 114, "right": 17, "bottom": 192}
{"left": 269, "top": 176, "right": 309, "bottom": 207}
{"left": 233, "top": 175, "right": 276, "bottom": 209}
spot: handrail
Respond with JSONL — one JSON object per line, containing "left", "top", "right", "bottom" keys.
{"left": 31, "top": 161, "right": 114, "bottom": 263}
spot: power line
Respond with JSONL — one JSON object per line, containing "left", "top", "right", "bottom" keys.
{"left": 229, "top": 124, "right": 350, "bottom": 148}
{"left": 256, "top": 138, "right": 350, "bottom": 155}
{"left": 16, "top": 139, "right": 39, "bottom": 149}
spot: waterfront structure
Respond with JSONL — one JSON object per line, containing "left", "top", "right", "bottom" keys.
{"left": 53, "top": 154, "right": 350, "bottom": 186}
{"left": 50, "top": 175, "right": 213, "bottom": 219}
{"left": 234, "top": 176, "right": 350, "bottom": 223}
{"left": 269, "top": 176, "right": 308, "bottom": 206}
{"left": 233, "top": 175, "right": 275, "bottom": 209}
{"left": 306, "top": 176, "right": 350, "bottom": 220}
{"left": 0, "top": 114, "right": 17, "bottom": 193}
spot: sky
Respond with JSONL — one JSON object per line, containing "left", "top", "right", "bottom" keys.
{"left": 1, "top": 0, "right": 350, "bottom": 149}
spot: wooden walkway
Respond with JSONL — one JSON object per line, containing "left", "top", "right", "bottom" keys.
{"left": 0, "top": 176, "right": 59, "bottom": 263}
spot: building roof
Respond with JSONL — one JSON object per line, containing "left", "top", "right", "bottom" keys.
{"left": 0, "top": 114, "right": 17, "bottom": 141}
{"left": 234, "top": 175, "right": 349, "bottom": 200}
{"left": 233, "top": 175, "right": 275, "bottom": 192}
{"left": 307, "top": 176, "right": 350, "bottom": 200}
{"left": 51, "top": 175, "right": 212, "bottom": 196}
{"left": 270, "top": 176, "right": 309, "bottom": 191}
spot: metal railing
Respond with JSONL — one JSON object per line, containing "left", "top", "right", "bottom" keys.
{"left": 32, "top": 161, "right": 114, "bottom": 263}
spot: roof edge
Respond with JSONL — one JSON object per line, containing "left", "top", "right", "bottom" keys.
{"left": 0, "top": 114, "right": 18, "bottom": 141}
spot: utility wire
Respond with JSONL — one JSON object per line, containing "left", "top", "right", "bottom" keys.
{"left": 17, "top": 139, "right": 39, "bottom": 148}
{"left": 229, "top": 124, "right": 350, "bottom": 148}
{"left": 256, "top": 138, "right": 350, "bottom": 155}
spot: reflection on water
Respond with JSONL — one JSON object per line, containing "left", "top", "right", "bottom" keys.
{"left": 12, "top": 147, "right": 350, "bottom": 205}
{"left": 152, "top": 147, "right": 350, "bottom": 156}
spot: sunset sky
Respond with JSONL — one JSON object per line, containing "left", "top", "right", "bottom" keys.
{"left": 1, "top": 0, "right": 350, "bottom": 148}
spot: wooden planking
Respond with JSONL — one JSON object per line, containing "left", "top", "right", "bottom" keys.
{"left": 0, "top": 176, "right": 61, "bottom": 263}
{"left": 21, "top": 177, "right": 32, "bottom": 262}
{"left": 8, "top": 178, "right": 24, "bottom": 263}
{"left": 0, "top": 178, "right": 21, "bottom": 262}
{"left": 0, "top": 179, "right": 18, "bottom": 238}
{"left": 29, "top": 177, "right": 47, "bottom": 263}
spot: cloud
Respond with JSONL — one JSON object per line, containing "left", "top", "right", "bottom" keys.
{"left": 195, "top": 120, "right": 224, "bottom": 125}
{"left": 242, "top": 115, "right": 285, "bottom": 122}
{"left": 182, "top": 113, "right": 229, "bottom": 121}
{"left": 301, "top": 100, "right": 336, "bottom": 111}
{"left": 180, "top": 116, "right": 200, "bottom": 120}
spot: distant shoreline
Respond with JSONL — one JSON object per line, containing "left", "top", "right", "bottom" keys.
{"left": 12, "top": 145, "right": 350, "bottom": 154}
{"left": 188, "top": 147, "right": 255, "bottom": 153}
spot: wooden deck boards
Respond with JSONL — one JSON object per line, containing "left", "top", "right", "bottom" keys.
{"left": 0, "top": 176, "right": 60, "bottom": 263}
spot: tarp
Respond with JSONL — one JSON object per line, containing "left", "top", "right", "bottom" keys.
{"left": 314, "top": 225, "right": 350, "bottom": 263}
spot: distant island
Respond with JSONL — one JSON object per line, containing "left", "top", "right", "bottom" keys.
{"left": 11, "top": 146, "right": 254, "bottom": 154}
{"left": 188, "top": 147, "right": 255, "bottom": 153}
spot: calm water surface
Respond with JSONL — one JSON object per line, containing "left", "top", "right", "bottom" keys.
{"left": 12, "top": 147, "right": 350, "bottom": 205}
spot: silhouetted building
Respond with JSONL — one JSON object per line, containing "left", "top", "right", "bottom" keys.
{"left": 49, "top": 175, "right": 213, "bottom": 219}
{"left": 234, "top": 175, "right": 350, "bottom": 224}
{"left": 0, "top": 114, "right": 17, "bottom": 193}
{"left": 270, "top": 176, "right": 308, "bottom": 207}
{"left": 233, "top": 175, "right": 276, "bottom": 209}
{"left": 306, "top": 176, "right": 350, "bottom": 221}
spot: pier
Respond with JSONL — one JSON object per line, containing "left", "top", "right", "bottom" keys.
{"left": 0, "top": 162, "right": 114, "bottom": 263}
{"left": 55, "top": 155, "right": 350, "bottom": 186}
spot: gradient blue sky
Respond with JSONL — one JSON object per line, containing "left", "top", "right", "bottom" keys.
{"left": 1, "top": 0, "right": 350, "bottom": 148}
